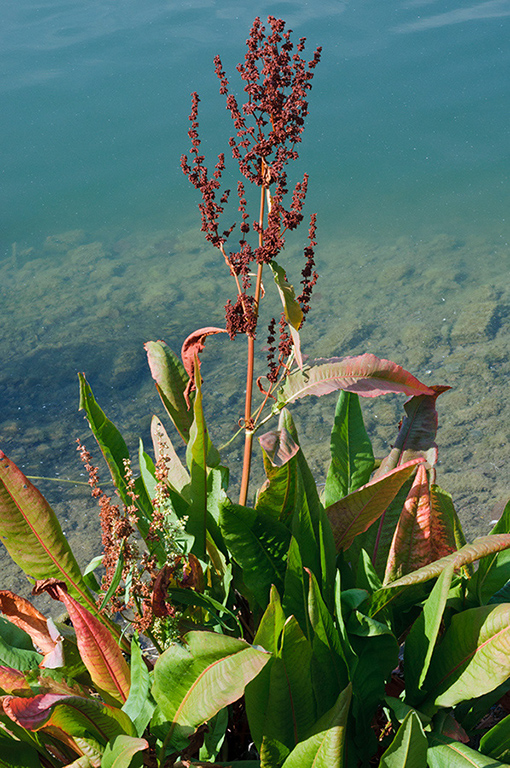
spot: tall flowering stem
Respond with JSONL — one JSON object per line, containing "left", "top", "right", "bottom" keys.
{"left": 181, "top": 17, "right": 321, "bottom": 504}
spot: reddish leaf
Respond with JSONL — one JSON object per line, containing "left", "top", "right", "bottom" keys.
{"left": 0, "top": 591, "right": 59, "bottom": 658}
{"left": 181, "top": 327, "right": 228, "bottom": 406}
{"left": 3, "top": 692, "right": 134, "bottom": 744}
{"left": 33, "top": 581, "right": 130, "bottom": 705}
{"left": 258, "top": 429, "right": 300, "bottom": 468}
{"left": 326, "top": 459, "right": 423, "bottom": 551}
{"left": 374, "top": 385, "right": 451, "bottom": 479}
{"left": 0, "top": 667, "right": 28, "bottom": 693}
{"left": 383, "top": 465, "right": 458, "bottom": 584}
{"left": 279, "top": 354, "right": 435, "bottom": 406}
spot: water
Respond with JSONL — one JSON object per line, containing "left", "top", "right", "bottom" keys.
{"left": 1, "top": 0, "right": 510, "bottom": 602}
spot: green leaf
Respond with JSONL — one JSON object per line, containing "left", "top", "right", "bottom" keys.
{"left": 379, "top": 710, "right": 428, "bottom": 768}
{"left": 427, "top": 735, "right": 510, "bottom": 767}
{"left": 278, "top": 409, "right": 323, "bottom": 526}
{"left": 480, "top": 711, "right": 510, "bottom": 763}
{"left": 256, "top": 430, "right": 304, "bottom": 526}
{"left": 150, "top": 414, "right": 190, "bottom": 492}
{"left": 254, "top": 586, "right": 286, "bottom": 655}
{"left": 350, "top": 632, "right": 398, "bottom": 759}
{"left": 280, "top": 684, "right": 351, "bottom": 768}
{"left": 166, "top": 586, "right": 242, "bottom": 635}
{"left": 101, "top": 734, "right": 148, "bottom": 768}
{"left": 269, "top": 261, "right": 303, "bottom": 331}
{"left": 185, "top": 364, "right": 220, "bottom": 559}
{"left": 278, "top": 354, "right": 435, "bottom": 407}
{"left": 245, "top": 616, "right": 315, "bottom": 752}
{"left": 0, "top": 451, "right": 100, "bottom": 617}
{"left": 219, "top": 501, "right": 291, "bottom": 610}
{"left": 0, "top": 735, "right": 41, "bottom": 768}
{"left": 323, "top": 391, "right": 374, "bottom": 507}
{"left": 0, "top": 616, "right": 42, "bottom": 671}
{"left": 326, "top": 460, "right": 422, "bottom": 551}
{"left": 423, "top": 603, "right": 510, "bottom": 712}
{"left": 145, "top": 339, "right": 194, "bottom": 443}
{"left": 283, "top": 537, "right": 311, "bottom": 640}
{"left": 199, "top": 707, "right": 228, "bottom": 762}
{"left": 121, "top": 634, "right": 155, "bottom": 737}
{"left": 404, "top": 562, "right": 454, "bottom": 705}
{"left": 151, "top": 631, "right": 270, "bottom": 751}
{"left": 78, "top": 375, "right": 161, "bottom": 565}
{"left": 469, "top": 500, "right": 510, "bottom": 605}
{"left": 307, "top": 569, "right": 349, "bottom": 717}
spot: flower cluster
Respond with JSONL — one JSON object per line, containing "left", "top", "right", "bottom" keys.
{"left": 181, "top": 13, "right": 321, "bottom": 434}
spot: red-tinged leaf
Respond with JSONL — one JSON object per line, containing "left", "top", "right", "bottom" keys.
{"left": 384, "top": 534, "right": 510, "bottom": 590}
{"left": 0, "top": 452, "right": 99, "bottom": 617}
{"left": 0, "top": 666, "right": 27, "bottom": 693}
{"left": 278, "top": 354, "right": 435, "bottom": 407}
{"left": 180, "top": 327, "right": 228, "bottom": 406}
{"left": 423, "top": 603, "right": 510, "bottom": 711}
{"left": 145, "top": 340, "right": 194, "bottom": 442}
{"left": 258, "top": 429, "right": 300, "bottom": 468}
{"left": 152, "top": 631, "right": 270, "bottom": 751}
{"left": 33, "top": 581, "right": 130, "bottom": 705}
{"left": 0, "top": 591, "right": 56, "bottom": 655}
{"left": 326, "top": 459, "right": 423, "bottom": 551}
{"left": 383, "top": 465, "right": 458, "bottom": 584}
{"left": 374, "top": 385, "right": 451, "bottom": 479}
{"left": 3, "top": 692, "right": 134, "bottom": 743}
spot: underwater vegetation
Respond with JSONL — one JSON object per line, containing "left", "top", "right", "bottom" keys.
{"left": 1, "top": 15, "right": 510, "bottom": 768}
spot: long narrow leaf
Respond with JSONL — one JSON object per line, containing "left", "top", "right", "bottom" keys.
{"left": 323, "top": 391, "right": 374, "bottom": 507}
{"left": 428, "top": 735, "right": 510, "bottom": 767}
{"left": 34, "top": 581, "right": 131, "bottom": 705}
{"left": 245, "top": 616, "right": 316, "bottom": 751}
{"left": 281, "top": 685, "right": 352, "bottom": 768}
{"left": 185, "top": 361, "right": 220, "bottom": 559}
{"left": 0, "top": 451, "right": 98, "bottom": 615}
{"left": 145, "top": 340, "right": 194, "bottom": 442}
{"left": 278, "top": 354, "right": 435, "bottom": 407}
{"left": 404, "top": 563, "right": 455, "bottom": 705}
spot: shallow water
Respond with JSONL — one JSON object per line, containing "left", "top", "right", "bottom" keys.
{"left": 1, "top": 1, "right": 510, "bottom": 608}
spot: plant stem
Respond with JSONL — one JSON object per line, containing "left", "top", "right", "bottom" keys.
{"left": 238, "top": 180, "right": 266, "bottom": 506}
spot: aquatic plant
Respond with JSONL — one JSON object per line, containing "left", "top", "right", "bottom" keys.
{"left": 1, "top": 14, "right": 510, "bottom": 768}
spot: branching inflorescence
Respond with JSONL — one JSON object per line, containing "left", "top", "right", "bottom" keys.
{"left": 181, "top": 16, "right": 321, "bottom": 503}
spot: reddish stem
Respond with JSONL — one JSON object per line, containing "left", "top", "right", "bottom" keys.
{"left": 238, "top": 180, "right": 266, "bottom": 506}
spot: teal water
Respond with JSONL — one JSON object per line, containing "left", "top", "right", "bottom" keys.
{"left": 1, "top": 1, "right": 510, "bottom": 602}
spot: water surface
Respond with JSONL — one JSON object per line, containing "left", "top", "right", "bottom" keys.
{"left": 1, "top": 0, "right": 510, "bottom": 603}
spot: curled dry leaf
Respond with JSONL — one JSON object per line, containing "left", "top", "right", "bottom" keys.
{"left": 181, "top": 327, "right": 228, "bottom": 407}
